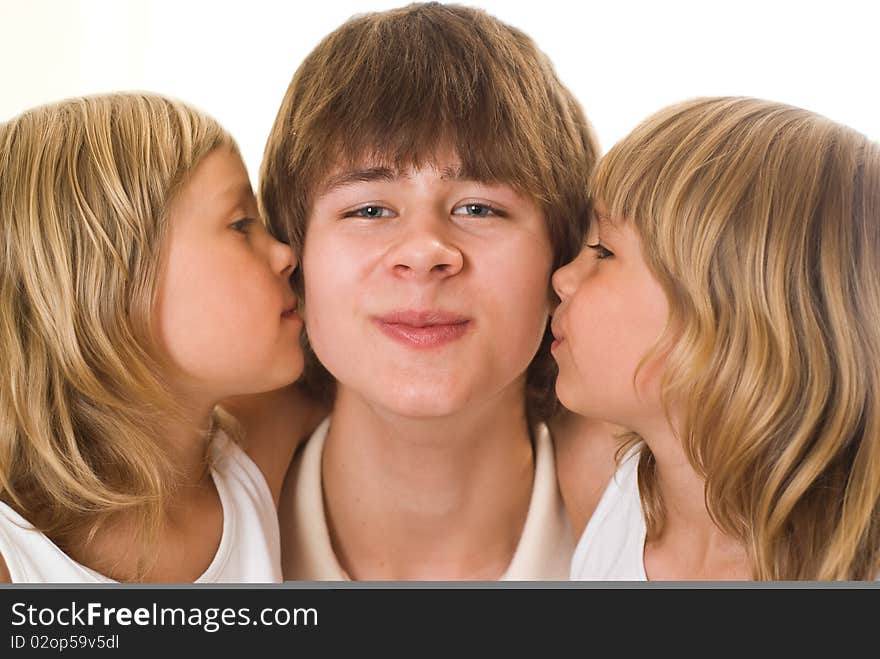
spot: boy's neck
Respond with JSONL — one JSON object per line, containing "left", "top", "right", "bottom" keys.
{"left": 320, "top": 383, "right": 536, "bottom": 580}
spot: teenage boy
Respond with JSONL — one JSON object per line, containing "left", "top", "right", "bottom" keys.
{"left": 260, "top": 2, "right": 599, "bottom": 580}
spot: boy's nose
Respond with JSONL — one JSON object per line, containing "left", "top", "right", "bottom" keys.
{"left": 384, "top": 218, "right": 463, "bottom": 280}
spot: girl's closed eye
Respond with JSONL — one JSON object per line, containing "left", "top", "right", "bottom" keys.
{"left": 586, "top": 242, "right": 613, "bottom": 260}
{"left": 230, "top": 217, "right": 256, "bottom": 234}
{"left": 343, "top": 204, "right": 395, "bottom": 219}
{"left": 451, "top": 202, "right": 506, "bottom": 218}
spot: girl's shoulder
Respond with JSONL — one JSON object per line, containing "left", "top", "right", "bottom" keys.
{"left": 220, "top": 384, "right": 329, "bottom": 508}
{"left": 0, "top": 501, "right": 112, "bottom": 583}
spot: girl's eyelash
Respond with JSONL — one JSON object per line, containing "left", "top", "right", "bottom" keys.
{"left": 586, "top": 242, "right": 613, "bottom": 259}
{"left": 231, "top": 217, "right": 255, "bottom": 233}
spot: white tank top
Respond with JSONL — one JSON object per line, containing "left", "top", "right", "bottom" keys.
{"left": 0, "top": 431, "right": 282, "bottom": 583}
{"left": 569, "top": 446, "right": 648, "bottom": 580}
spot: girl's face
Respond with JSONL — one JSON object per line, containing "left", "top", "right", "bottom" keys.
{"left": 550, "top": 213, "right": 669, "bottom": 428}
{"left": 154, "top": 146, "right": 303, "bottom": 404}
{"left": 302, "top": 151, "right": 554, "bottom": 418}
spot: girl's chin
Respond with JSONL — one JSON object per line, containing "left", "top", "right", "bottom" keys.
{"left": 554, "top": 378, "right": 588, "bottom": 416}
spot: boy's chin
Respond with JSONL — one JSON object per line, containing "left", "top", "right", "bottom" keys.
{"left": 365, "top": 385, "right": 476, "bottom": 421}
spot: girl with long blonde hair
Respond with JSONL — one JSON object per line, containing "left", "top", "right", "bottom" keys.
{"left": 552, "top": 97, "right": 880, "bottom": 580}
{"left": 0, "top": 93, "right": 308, "bottom": 582}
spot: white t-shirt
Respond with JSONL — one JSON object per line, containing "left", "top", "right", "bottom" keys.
{"left": 569, "top": 446, "right": 647, "bottom": 581}
{"left": 0, "top": 431, "right": 282, "bottom": 583}
{"left": 281, "top": 416, "right": 574, "bottom": 580}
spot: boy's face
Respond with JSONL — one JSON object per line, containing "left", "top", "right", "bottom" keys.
{"left": 302, "top": 151, "right": 553, "bottom": 419}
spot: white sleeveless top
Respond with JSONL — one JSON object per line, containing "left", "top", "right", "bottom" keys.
{"left": 570, "top": 447, "right": 880, "bottom": 581}
{"left": 570, "top": 446, "right": 647, "bottom": 581}
{"left": 281, "top": 416, "right": 574, "bottom": 580}
{"left": 0, "top": 431, "right": 282, "bottom": 583}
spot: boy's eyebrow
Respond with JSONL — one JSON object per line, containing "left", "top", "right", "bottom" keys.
{"left": 318, "top": 164, "right": 488, "bottom": 195}
{"left": 438, "top": 164, "right": 500, "bottom": 184}
{"left": 319, "top": 167, "right": 399, "bottom": 194}
{"left": 438, "top": 164, "right": 466, "bottom": 181}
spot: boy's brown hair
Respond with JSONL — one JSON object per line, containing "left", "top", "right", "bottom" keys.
{"left": 260, "top": 2, "right": 598, "bottom": 423}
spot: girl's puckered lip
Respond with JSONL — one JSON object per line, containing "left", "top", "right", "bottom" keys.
{"left": 281, "top": 298, "right": 300, "bottom": 318}
{"left": 549, "top": 318, "right": 565, "bottom": 352}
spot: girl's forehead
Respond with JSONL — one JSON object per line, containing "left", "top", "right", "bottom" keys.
{"left": 593, "top": 210, "right": 623, "bottom": 235}
{"left": 592, "top": 200, "right": 611, "bottom": 223}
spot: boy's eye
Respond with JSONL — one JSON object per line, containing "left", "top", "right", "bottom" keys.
{"left": 230, "top": 217, "right": 255, "bottom": 233}
{"left": 451, "top": 202, "right": 502, "bottom": 218}
{"left": 586, "top": 242, "right": 613, "bottom": 260}
{"left": 344, "top": 205, "right": 394, "bottom": 219}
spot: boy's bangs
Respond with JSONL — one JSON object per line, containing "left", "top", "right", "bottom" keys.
{"left": 291, "top": 4, "right": 562, "bottom": 201}
{"left": 304, "top": 77, "right": 546, "bottom": 202}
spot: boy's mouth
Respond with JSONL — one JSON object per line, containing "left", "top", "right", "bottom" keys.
{"left": 373, "top": 309, "right": 472, "bottom": 348}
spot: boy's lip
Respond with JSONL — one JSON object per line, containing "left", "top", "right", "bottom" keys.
{"left": 373, "top": 309, "right": 472, "bottom": 348}
{"left": 376, "top": 309, "right": 470, "bottom": 326}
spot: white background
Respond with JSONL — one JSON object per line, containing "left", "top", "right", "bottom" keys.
{"left": 2, "top": 0, "right": 877, "bottom": 186}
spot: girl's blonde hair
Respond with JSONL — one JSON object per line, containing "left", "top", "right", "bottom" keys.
{"left": 593, "top": 97, "right": 880, "bottom": 580}
{"left": 0, "top": 93, "right": 231, "bottom": 575}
